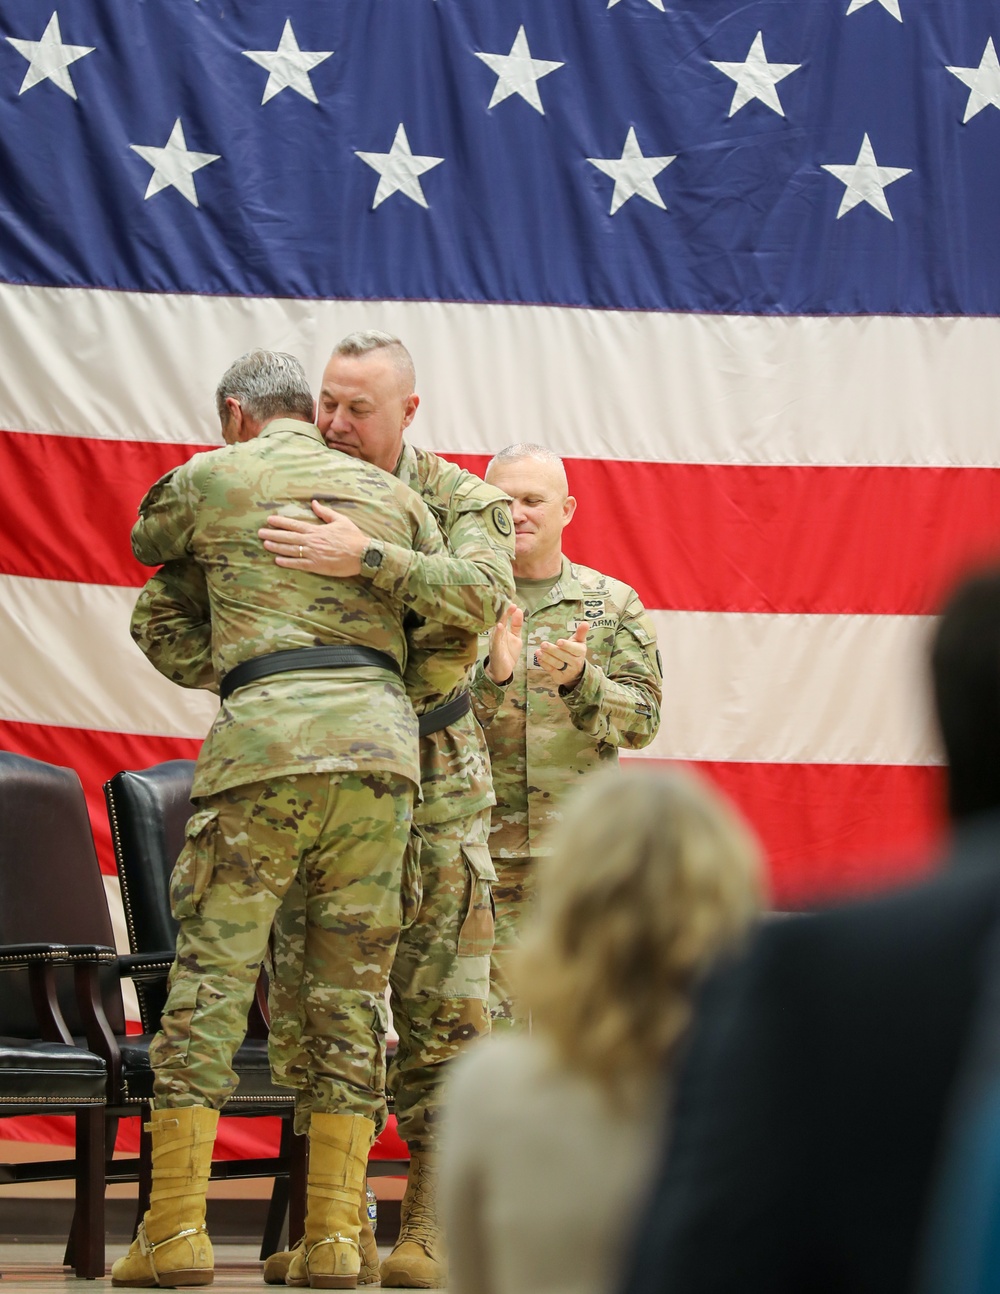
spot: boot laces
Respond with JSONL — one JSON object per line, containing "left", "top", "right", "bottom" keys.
{"left": 400, "top": 1159, "right": 437, "bottom": 1246}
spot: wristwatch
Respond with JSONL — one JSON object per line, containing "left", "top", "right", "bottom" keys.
{"left": 360, "top": 540, "right": 385, "bottom": 576}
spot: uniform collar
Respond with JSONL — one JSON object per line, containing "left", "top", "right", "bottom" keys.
{"left": 393, "top": 440, "right": 418, "bottom": 487}
{"left": 258, "top": 418, "right": 326, "bottom": 444}
{"left": 520, "top": 556, "right": 583, "bottom": 609}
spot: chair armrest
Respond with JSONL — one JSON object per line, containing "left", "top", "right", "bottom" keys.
{"left": 118, "top": 953, "right": 174, "bottom": 984}
{"left": 0, "top": 942, "right": 69, "bottom": 970}
{"left": 0, "top": 943, "right": 117, "bottom": 1045}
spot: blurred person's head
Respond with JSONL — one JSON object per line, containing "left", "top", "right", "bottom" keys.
{"left": 931, "top": 565, "right": 1000, "bottom": 823}
{"left": 514, "top": 763, "right": 763, "bottom": 1103}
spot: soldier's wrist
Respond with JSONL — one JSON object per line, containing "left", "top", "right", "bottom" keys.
{"left": 483, "top": 656, "right": 513, "bottom": 686}
{"left": 359, "top": 539, "right": 385, "bottom": 578}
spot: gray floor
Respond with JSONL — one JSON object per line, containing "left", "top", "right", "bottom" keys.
{"left": 0, "top": 1242, "right": 447, "bottom": 1291}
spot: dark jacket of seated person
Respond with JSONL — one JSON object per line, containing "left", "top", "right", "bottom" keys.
{"left": 622, "top": 566, "right": 1000, "bottom": 1294}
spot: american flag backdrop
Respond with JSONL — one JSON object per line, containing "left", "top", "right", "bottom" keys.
{"left": 3, "top": 0, "right": 1000, "bottom": 999}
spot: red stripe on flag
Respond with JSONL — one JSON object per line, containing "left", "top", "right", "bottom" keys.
{"left": 451, "top": 454, "right": 1000, "bottom": 615}
{"left": 635, "top": 758, "right": 947, "bottom": 907}
{"left": 0, "top": 430, "right": 207, "bottom": 586}
{"left": 4, "top": 433, "right": 1000, "bottom": 613}
{"left": 0, "top": 720, "right": 202, "bottom": 876}
{"left": 0, "top": 726, "right": 943, "bottom": 904}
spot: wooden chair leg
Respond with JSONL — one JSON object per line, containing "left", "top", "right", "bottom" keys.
{"left": 72, "top": 1106, "right": 106, "bottom": 1279}
{"left": 260, "top": 1116, "right": 296, "bottom": 1258}
{"left": 65, "top": 1111, "right": 119, "bottom": 1268}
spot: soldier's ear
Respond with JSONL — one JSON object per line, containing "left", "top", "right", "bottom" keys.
{"left": 402, "top": 393, "right": 420, "bottom": 430}
{"left": 562, "top": 495, "right": 577, "bottom": 529}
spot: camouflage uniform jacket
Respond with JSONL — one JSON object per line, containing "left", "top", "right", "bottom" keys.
{"left": 470, "top": 557, "right": 662, "bottom": 857}
{"left": 393, "top": 442, "right": 514, "bottom": 825}
{"left": 131, "top": 418, "right": 446, "bottom": 799}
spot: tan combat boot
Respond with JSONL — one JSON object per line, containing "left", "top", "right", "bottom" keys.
{"left": 111, "top": 1106, "right": 220, "bottom": 1288}
{"left": 379, "top": 1150, "right": 445, "bottom": 1289}
{"left": 286, "top": 1113, "right": 374, "bottom": 1289}
{"left": 263, "top": 1195, "right": 380, "bottom": 1286}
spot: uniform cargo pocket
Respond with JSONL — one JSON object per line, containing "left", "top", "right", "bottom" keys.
{"left": 457, "top": 843, "right": 497, "bottom": 959}
{"left": 400, "top": 830, "right": 424, "bottom": 932}
{"left": 169, "top": 809, "right": 218, "bottom": 919}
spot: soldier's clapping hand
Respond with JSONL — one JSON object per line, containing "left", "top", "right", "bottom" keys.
{"left": 538, "top": 621, "right": 589, "bottom": 688}
{"left": 259, "top": 499, "right": 368, "bottom": 576}
{"left": 484, "top": 605, "right": 524, "bottom": 684}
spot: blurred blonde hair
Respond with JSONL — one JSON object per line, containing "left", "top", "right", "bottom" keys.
{"left": 514, "top": 763, "right": 763, "bottom": 1102}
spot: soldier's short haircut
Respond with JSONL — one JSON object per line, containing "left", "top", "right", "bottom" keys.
{"left": 331, "top": 330, "right": 416, "bottom": 393}
{"left": 215, "top": 350, "right": 314, "bottom": 424}
{"left": 486, "top": 443, "right": 568, "bottom": 491}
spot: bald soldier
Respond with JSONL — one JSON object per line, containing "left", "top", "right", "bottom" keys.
{"left": 256, "top": 331, "right": 514, "bottom": 1289}
{"left": 471, "top": 444, "right": 663, "bottom": 1029}
{"left": 115, "top": 350, "right": 448, "bottom": 1290}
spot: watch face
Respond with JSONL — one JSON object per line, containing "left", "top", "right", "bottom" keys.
{"left": 365, "top": 546, "right": 383, "bottom": 569}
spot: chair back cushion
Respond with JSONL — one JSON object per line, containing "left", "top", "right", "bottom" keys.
{"left": 0, "top": 750, "right": 126, "bottom": 1037}
{"left": 104, "top": 760, "right": 196, "bottom": 956}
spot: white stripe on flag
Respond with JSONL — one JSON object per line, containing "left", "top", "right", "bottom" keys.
{"left": 1, "top": 573, "right": 941, "bottom": 768}
{"left": 0, "top": 574, "right": 216, "bottom": 739}
{"left": 1, "top": 282, "right": 999, "bottom": 468}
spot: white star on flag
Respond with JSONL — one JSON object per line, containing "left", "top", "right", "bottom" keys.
{"left": 608, "top": 0, "right": 665, "bottom": 10}
{"left": 587, "top": 127, "right": 676, "bottom": 215}
{"left": 355, "top": 124, "right": 444, "bottom": 209}
{"left": 703, "top": 30, "right": 802, "bottom": 119}
{"left": 947, "top": 37, "right": 1000, "bottom": 123}
{"left": 821, "top": 133, "right": 911, "bottom": 220}
{"left": 846, "top": 0, "right": 903, "bottom": 22}
{"left": 242, "top": 19, "right": 333, "bottom": 105}
{"left": 6, "top": 11, "right": 94, "bottom": 100}
{"left": 710, "top": 31, "right": 802, "bottom": 117}
{"left": 130, "top": 119, "right": 221, "bottom": 208}
{"left": 474, "top": 26, "right": 564, "bottom": 115}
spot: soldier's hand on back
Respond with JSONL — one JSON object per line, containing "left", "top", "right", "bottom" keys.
{"left": 259, "top": 499, "right": 368, "bottom": 576}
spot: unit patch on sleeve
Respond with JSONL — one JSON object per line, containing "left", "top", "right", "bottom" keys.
{"left": 492, "top": 506, "right": 512, "bottom": 536}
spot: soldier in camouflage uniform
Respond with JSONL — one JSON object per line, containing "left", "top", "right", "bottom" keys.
{"left": 113, "top": 350, "right": 448, "bottom": 1291}
{"left": 257, "top": 332, "right": 514, "bottom": 1289}
{"left": 470, "top": 444, "right": 663, "bottom": 1030}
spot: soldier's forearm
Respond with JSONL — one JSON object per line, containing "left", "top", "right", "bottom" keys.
{"left": 561, "top": 663, "right": 660, "bottom": 748}
{"left": 369, "top": 543, "right": 511, "bottom": 633}
{"left": 470, "top": 663, "right": 507, "bottom": 726}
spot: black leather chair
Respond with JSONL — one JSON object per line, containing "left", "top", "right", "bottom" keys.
{"left": 103, "top": 759, "right": 305, "bottom": 1253}
{"left": 0, "top": 942, "right": 110, "bottom": 1279}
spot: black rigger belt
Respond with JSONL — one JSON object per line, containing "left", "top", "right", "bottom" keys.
{"left": 219, "top": 645, "right": 472, "bottom": 737}
{"left": 418, "top": 690, "right": 472, "bottom": 738}
{"left": 219, "top": 646, "right": 400, "bottom": 703}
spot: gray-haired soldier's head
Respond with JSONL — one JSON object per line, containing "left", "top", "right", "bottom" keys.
{"left": 330, "top": 331, "right": 416, "bottom": 395}
{"left": 215, "top": 350, "right": 315, "bottom": 444}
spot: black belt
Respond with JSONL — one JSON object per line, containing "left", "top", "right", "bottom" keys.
{"left": 220, "top": 645, "right": 401, "bottom": 703}
{"left": 418, "top": 691, "right": 472, "bottom": 738}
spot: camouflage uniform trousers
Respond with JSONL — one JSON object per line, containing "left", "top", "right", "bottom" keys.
{"left": 150, "top": 771, "right": 413, "bottom": 1130}
{"left": 488, "top": 856, "right": 538, "bottom": 1032}
{"left": 386, "top": 808, "right": 495, "bottom": 1148}
{"left": 269, "top": 809, "right": 496, "bottom": 1147}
